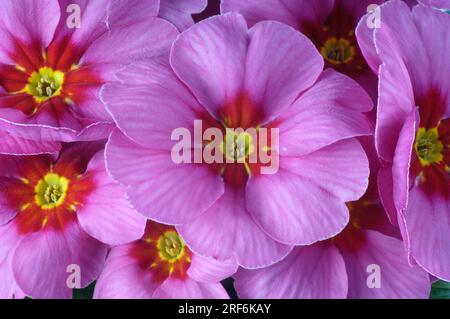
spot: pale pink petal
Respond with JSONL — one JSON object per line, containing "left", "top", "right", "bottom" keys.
{"left": 54, "top": 0, "right": 159, "bottom": 56}
{"left": 376, "top": 63, "right": 415, "bottom": 162}
{"left": 0, "top": 178, "right": 19, "bottom": 225}
{"left": 94, "top": 245, "right": 159, "bottom": 299}
{"left": 235, "top": 242, "right": 348, "bottom": 299}
{"left": 244, "top": 20, "right": 323, "bottom": 124}
{"left": 75, "top": 122, "right": 115, "bottom": 142}
{"left": 159, "top": 0, "right": 207, "bottom": 31}
{"left": 0, "top": 104, "right": 98, "bottom": 143}
{"left": 170, "top": 13, "right": 248, "bottom": 119}
{"left": 405, "top": 187, "right": 450, "bottom": 281}
{"left": 397, "top": 207, "right": 416, "bottom": 266}
{"left": 246, "top": 139, "right": 368, "bottom": 245}
{"left": 81, "top": 17, "right": 178, "bottom": 77}
{"left": 77, "top": 151, "right": 146, "bottom": 246}
{"left": 377, "top": 161, "right": 398, "bottom": 225}
{"left": 187, "top": 255, "right": 238, "bottom": 284}
{"left": 378, "top": 1, "right": 430, "bottom": 96}
{"left": 281, "top": 139, "right": 370, "bottom": 202}
{"left": 12, "top": 223, "right": 107, "bottom": 298}
{"left": 0, "top": 223, "right": 25, "bottom": 299}
{"left": 0, "top": 130, "right": 60, "bottom": 155}
{"left": 0, "top": 222, "right": 19, "bottom": 265}
{"left": 178, "top": 186, "right": 292, "bottom": 269}
{"left": 0, "top": 100, "right": 83, "bottom": 134}
{"left": 278, "top": 69, "right": 373, "bottom": 157}
{"left": 375, "top": 1, "right": 426, "bottom": 161}
{"left": 52, "top": 5, "right": 174, "bottom": 124}
{"left": 392, "top": 110, "right": 417, "bottom": 212}
{"left": 104, "top": 0, "right": 160, "bottom": 26}
{"left": 0, "top": 257, "right": 25, "bottom": 299}
{"left": 0, "top": 156, "right": 31, "bottom": 225}
{"left": 355, "top": 9, "right": 380, "bottom": 74}
{"left": 102, "top": 60, "right": 204, "bottom": 151}
{"left": 247, "top": 170, "right": 348, "bottom": 246}
{"left": 161, "top": 0, "right": 206, "bottom": 13}
{"left": 340, "top": 230, "right": 430, "bottom": 298}
{"left": 54, "top": 0, "right": 111, "bottom": 55}
{"left": 0, "top": 0, "right": 59, "bottom": 64}
{"left": 412, "top": 4, "right": 450, "bottom": 116}
{"left": 152, "top": 277, "right": 229, "bottom": 299}
{"left": 106, "top": 130, "right": 224, "bottom": 224}
{"left": 296, "top": 69, "right": 374, "bottom": 113}
{"left": 0, "top": 108, "right": 111, "bottom": 142}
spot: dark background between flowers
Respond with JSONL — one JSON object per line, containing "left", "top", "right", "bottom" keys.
{"left": 72, "top": 279, "right": 450, "bottom": 299}
{"left": 65, "top": 0, "right": 450, "bottom": 300}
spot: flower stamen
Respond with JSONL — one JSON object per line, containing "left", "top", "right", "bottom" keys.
{"left": 221, "top": 131, "right": 255, "bottom": 162}
{"left": 25, "top": 67, "right": 64, "bottom": 102}
{"left": 34, "top": 173, "right": 69, "bottom": 209}
{"left": 415, "top": 127, "right": 443, "bottom": 166}
{"left": 157, "top": 231, "right": 186, "bottom": 262}
{"left": 320, "top": 37, "right": 355, "bottom": 65}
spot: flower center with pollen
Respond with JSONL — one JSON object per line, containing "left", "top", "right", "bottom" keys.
{"left": 415, "top": 127, "right": 443, "bottom": 166}
{"left": 157, "top": 231, "right": 186, "bottom": 262}
{"left": 320, "top": 37, "right": 355, "bottom": 65}
{"left": 221, "top": 131, "right": 255, "bottom": 162}
{"left": 34, "top": 173, "right": 69, "bottom": 209}
{"left": 25, "top": 67, "right": 64, "bottom": 102}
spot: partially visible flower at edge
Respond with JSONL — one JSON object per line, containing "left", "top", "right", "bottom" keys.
{"left": 94, "top": 220, "right": 236, "bottom": 299}
{"left": 220, "top": 0, "right": 386, "bottom": 100}
{"left": 357, "top": 0, "right": 450, "bottom": 280}
{"left": 233, "top": 137, "right": 431, "bottom": 299}
{"left": 0, "top": 143, "right": 146, "bottom": 298}
{"left": 0, "top": 0, "right": 177, "bottom": 143}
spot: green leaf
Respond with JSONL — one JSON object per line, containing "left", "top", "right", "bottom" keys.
{"left": 430, "top": 280, "right": 450, "bottom": 299}
{"left": 73, "top": 281, "right": 96, "bottom": 299}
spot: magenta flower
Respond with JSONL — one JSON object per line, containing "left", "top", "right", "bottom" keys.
{"left": 221, "top": 0, "right": 387, "bottom": 98}
{"left": 0, "top": 143, "right": 146, "bottom": 298}
{"left": 357, "top": 0, "right": 450, "bottom": 280}
{"left": 104, "top": 13, "right": 373, "bottom": 268}
{"left": 0, "top": 0, "right": 178, "bottom": 142}
{"left": 233, "top": 137, "right": 430, "bottom": 299}
{"left": 94, "top": 221, "right": 236, "bottom": 299}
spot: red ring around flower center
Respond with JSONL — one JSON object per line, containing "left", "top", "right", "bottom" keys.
{"left": 198, "top": 94, "right": 278, "bottom": 188}
{"left": 2, "top": 155, "right": 95, "bottom": 234}
{"left": 130, "top": 222, "right": 192, "bottom": 283}
{"left": 0, "top": 36, "right": 102, "bottom": 117}
{"left": 411, "top": 88, "right": 450, "bottom": 198}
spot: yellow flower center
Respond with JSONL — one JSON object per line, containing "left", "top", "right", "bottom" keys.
{"left": 25, "top": 67, "right": 65, "bottom": 102}
{"left": 157, "top": 231, "right": 186, "bottom": 262}
{"left": 320, "top": 37, "right": 355, "bottom": 65}
{"left": 221, "top": 131, "right": 255, "bottom": 162}
{"left": 415, "top": 127, "right": 443, "bottom": 166}
{"left": 35, "top": 173, "right": 69, "bottom": 209}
